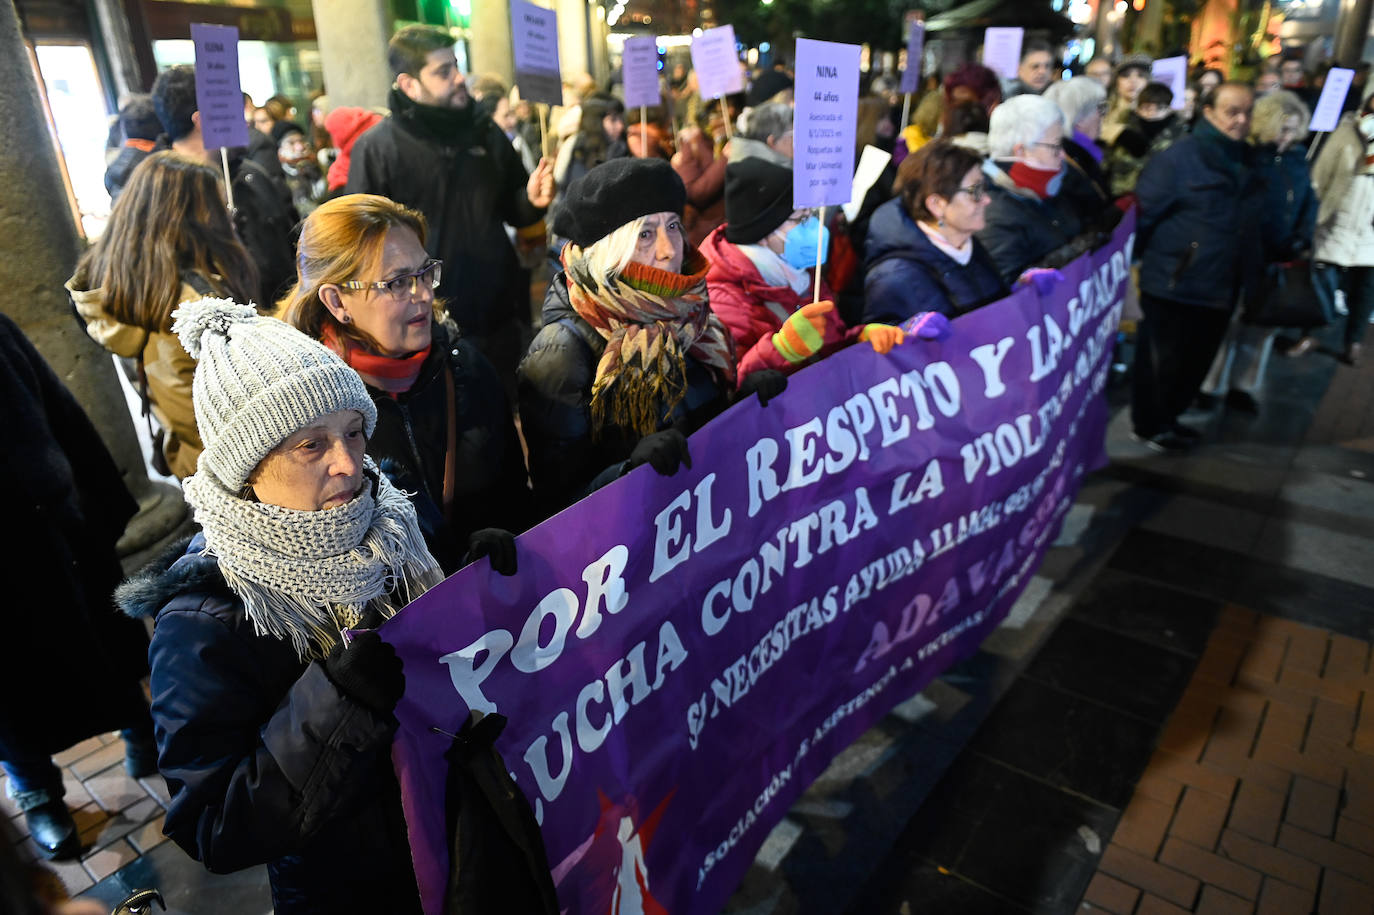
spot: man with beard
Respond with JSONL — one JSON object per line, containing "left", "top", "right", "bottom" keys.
{"left": 347, "top": 25, "right": 555, "bottom": 397}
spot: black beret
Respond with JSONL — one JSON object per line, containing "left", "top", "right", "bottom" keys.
{"left": 746, "top": 70, "right": 795, "bottom": 108}
{"left": 270, "top": 119, "right": 306, "bottom": 144}
{"left": 724, "top": 157, "right": 794, "bottom": 245}
{"left": 552, "top": 157, "right": 686, "bottom": 248}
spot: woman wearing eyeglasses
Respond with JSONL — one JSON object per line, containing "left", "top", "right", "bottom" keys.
{"left": 976, "top": 94, "right": 1091, "bottom": 286}
{"left": 863, "top": 140, "right": 1009, "bottom": 324}
{"left": 702, "top": 156, "right": 906, "bottom": 380}
{"left": 279, "top": 194, "right": 530, "bottom": 574}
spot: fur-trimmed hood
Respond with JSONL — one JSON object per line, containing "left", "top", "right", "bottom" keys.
{"left": 117, "top": 532, "right": 233, "bottom": 620}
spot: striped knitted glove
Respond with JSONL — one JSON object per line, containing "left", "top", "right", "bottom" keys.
{"left": 772, "top": 301, "right": 837, "bottom": 364}
{"left": 858, "top": 324, "right": 905, "bottom": 354}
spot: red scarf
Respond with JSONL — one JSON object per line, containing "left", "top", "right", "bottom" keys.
{"left": 321, "top": 326, "right": 430, "bottom": 396}
{"left": 1008, "top": 161, "right": 1058, "bottom": 200}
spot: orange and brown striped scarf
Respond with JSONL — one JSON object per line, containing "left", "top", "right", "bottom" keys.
{"left": 562, "top": 243, "right": 737, "bottom": 440}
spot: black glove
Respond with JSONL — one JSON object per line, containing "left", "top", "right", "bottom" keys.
{"left": 464, "top": 528, "right": 517, "bottom": 576}
{"left": 625, "top": 428, "right": 691, "bottom": 476}
{"left": 322, "top": 630, "right": 405, "bottom": 714}
{"left": 737, "top": 369, "right": 787, "bottom": 407}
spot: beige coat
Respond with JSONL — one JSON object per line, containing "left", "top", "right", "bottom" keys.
{"left": 1312, "top": 114, "right": 1374, "bottom": 268}
{"left": 68, "top": 279, "right": 204, "bottom": 479}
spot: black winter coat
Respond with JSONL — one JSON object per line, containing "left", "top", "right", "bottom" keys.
{"left": 228, "top": 149, "right": 299, "bottom": 307}
{"left": 104, "top": 144, "right": 151, "bottom": 203}
{"left": 0, "top": 314, "right": 147, "bottom": 757}
{"left": 1253, "top": 142, "right": 1317, "bottom": 261}
{"left": 517, "top": 273, "right": 731, "bottom": 518}
{"left": 1135, "top": 127, "right": 1265, "bottom": 309}
{"left": 363, "top": 321, "right": 531, "bottom": 572}
{"left": 347, "top": 89, "right": 545, "bottom": 336}
{"left": 118, "top": 536, "right": 421, "bottom": 915}
{"left": 862, "top": 197, "right": 1009, "bottom": 324}
{"left": 975, "top": 166, "right": 1088, "bottom": 285}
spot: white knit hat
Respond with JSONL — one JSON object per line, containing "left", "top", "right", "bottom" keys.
{"left": 172, "top": 297, "right": 377, "bottom": 492}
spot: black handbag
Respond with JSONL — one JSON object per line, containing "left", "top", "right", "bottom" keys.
{"left": 1243, "top": 261, "right": 1327, "bottom": 327}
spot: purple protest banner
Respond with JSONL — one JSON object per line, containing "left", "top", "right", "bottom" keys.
{"left": 511, "top": 0, "right": 562, "bottom": 106}
{"left": 383, "top": 211, "right": 1137, "bottom": 914}
{"left": 1310, "top": 67, "right": 1354, "bottom": 132}
{"left": 691, "top": 25, "right": 745, "bottom": 100}
{"left": 794, "top": 38, "right": 861, "bottom": 209}
{"left": 622, "top": 35, "right": 662, "bottom": 109}
{"left": 900, "top": 19, "right": 925, "bottom": 94}
{"left": 191, "top": 23, "right": 248, "bottom": 150}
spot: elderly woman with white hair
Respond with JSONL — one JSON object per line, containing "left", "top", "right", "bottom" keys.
{"left": 1045, "top": 76, "right": 1111, "bottom": 205}
{"left": 975, "top": 93, "right": 1090, "bottom": 285}
{"left": 519, "top": 157, "right": 787, "bottom": 518}
{"left": 1203, "top": 89, "right": 1315, "bottom": 406}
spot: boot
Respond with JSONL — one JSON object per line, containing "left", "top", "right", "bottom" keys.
{"left": 1343, "top": 342, "right": 1363, "bottom": 366}
{"left": 24, "top": 801, "right": 81, "bottom": 860}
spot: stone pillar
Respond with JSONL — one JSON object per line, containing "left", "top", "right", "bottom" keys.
{"left": 313, "top": 0, "right": 393, "bottom": 110}
{"left": 89, "top": 0, "right": 145, "bottom": 101}
{"left": 1137, "top": 0, "right": 1166, "bottom": 57}
{"left": 0, "top": 0, "right": 186, "bottom": 562}
{"left": 470, "top": 0, "right": 514, "bottom": 87}
{"left": 1334, "top": 0, "right": 1374, "bottom": 67}
{"left": 589, "top": 2, "right": 609, "bottom": 85}
{"left": 556, "top": 0, "right": 590, "bottom": 82}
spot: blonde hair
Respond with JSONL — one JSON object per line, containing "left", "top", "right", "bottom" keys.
{"left": 278, "top": 194, "right": 442, "bottom": 351}
{"left": 1250, "top": 89, "right": 1310, "bottom": 145}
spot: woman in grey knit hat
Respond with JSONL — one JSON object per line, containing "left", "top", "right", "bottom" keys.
{"left": 117, "top": 297, "right": 443, "bottom": 914}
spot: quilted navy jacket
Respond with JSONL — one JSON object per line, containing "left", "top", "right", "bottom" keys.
{"left": 118, "top": 535, "right": 421, "bottom": 915}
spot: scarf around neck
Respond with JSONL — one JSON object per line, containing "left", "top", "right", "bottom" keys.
{"left": 562, "top": 244, "right": 736, "bottom": 439}
{"left": 183, "top": 455, "right": 444, "bottom": 660}
{"left": 322, "top": 324, "right": 430, "bottom": 396}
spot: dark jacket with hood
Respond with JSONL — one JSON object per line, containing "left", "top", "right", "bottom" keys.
{"left": 227, "top": 147, "right": 299, "bottom": 306}
{"left": 361, "top": 320, "right": 531, "bottom": 572}
{"left": 346, "top": 88, "right": 545, "bottom": 336}
{"left": 1135, "top": 121, "right": 1266, "bottom": 309}
{"left": 517, "top": 272, "right": 731, "bottom": 518}
{"left": 862, "top": 196, "right": 1008, "bottom": 324}
{"left": 0, "top": 313, "right": 148, "bottom": 759}
{"left": 975, "top": 161, "right": 1089, "bottom": 285}
{"left": 117, "top": 535, "right": 421, "bottom": 915}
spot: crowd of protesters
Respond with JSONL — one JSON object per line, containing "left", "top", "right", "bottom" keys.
{"left": 8, "top": 18, "right": 1372, "bottom": 914}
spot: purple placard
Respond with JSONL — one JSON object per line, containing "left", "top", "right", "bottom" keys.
{"left": 982, "top": 26, "right": 1024, "bottom": 81}
{"left": 1310, "top": 67, "right": 1354, "bottom": 132}
{"left": 1150, "top": 55, "right": 1188, "bottom": 110}
{"left": 690, "top": 25, "right": 745, "bottom": 100}
{"left": 900, "top": 20, "right": 925, "bottom": 94}
{"left": 794, "top": 38, "right": 862, "bottom": 209}
{"left": 191, "top": 23, "right": 248, "bottom": 150}
{"left": 622, "top": 35, "right": 661, "bottom": 109}
{"left": 511, "top": 0, "right": 562, "bottom": 106}
{"left": 383, "top": 211, "right": 1138, "bottom": 915}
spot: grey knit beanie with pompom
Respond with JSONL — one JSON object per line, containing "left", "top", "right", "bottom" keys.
{"left": 172, "top": 297, "right": 377, "bottom": 492}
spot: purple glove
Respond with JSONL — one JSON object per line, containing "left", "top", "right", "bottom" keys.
{"left": 898, "top": 311, "right": 953, "bottom": 341}
{"left": 1017, "top": 268, "right": 1065, "bottom": 296}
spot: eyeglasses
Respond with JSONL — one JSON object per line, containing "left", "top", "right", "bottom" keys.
{"left": 1032, "top": 140, "right": 1065, "bottom": 154}
{"left": 954, "top": 182, "right": 990, "bottom": 202}
{"left": 340, "top": 259, "right": 442, "bottom": 297}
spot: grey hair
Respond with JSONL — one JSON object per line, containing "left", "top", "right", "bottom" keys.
{"left": 1043, "top": 76, "right": 1107, "bottom": 133}
{"left": 742, "top": 102, "right": 794, "bottom": 143}
{"left": 1250, "top": 89, "right": 1310, "bottom": 144}
{"left": 988, "top": 94, "right": 1064, "bottom": 157}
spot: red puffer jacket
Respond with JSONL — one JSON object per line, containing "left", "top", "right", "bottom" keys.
{"left": 700, "top": 224, "right": 850, "bottom": 382}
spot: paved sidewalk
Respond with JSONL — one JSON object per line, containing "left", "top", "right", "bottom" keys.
{"left": 1086, "top": 612, "right": 1374, "bottom": 914}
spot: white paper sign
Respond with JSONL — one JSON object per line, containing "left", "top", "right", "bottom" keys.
{"left": 843, "top": 145, "right": 892, "bottom": 222}
{"left": 793, "top": 38, "right": 861, "bottom": 208}
{"left": 510, "top": 0, "right": 561, "bottom": 106}
{"left": 982, "top": 27, "right": 1024, "bottom": 82}
{"left": 690, "top": 25, "right": 746, "bottom": 100}
{"left": 1310, "top": 67, "right": 1355, "bottom": 132}
{"left": 1151, "top": 56, "right": 1188, "bottom": 110}
{"left": 622, "top": 35, "right": 661, "bottom": 109}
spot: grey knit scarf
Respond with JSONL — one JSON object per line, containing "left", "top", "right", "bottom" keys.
{"left": 182, "top": 456, "right": 445, "bottom": 659}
